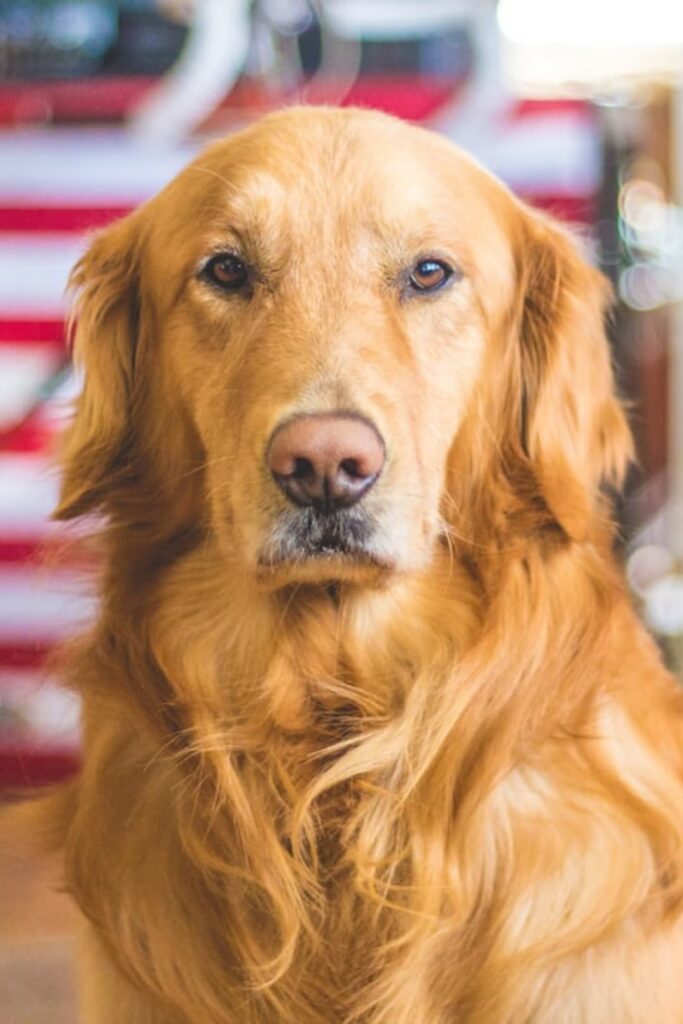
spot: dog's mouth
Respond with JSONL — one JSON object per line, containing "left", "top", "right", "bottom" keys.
{"left": 255, "top": 507, "right": 393, "bottom": 588}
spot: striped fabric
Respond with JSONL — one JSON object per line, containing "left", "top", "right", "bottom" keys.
{"left": 0, "top": 129, "right": 195, "bottom": 786}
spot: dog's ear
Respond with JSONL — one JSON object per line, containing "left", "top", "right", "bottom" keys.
{"left": 54, "top": 212, "right": 144, "bottom": 520}
{"left": 514, "top": 211, "right": 633, "bottom": 541}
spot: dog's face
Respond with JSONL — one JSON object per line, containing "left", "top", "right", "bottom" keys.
{"left": 154, "top": 110, "right": 515, "bottom": 584}
{"left": 58, "top": 108, "right": 631, "bottom": 589}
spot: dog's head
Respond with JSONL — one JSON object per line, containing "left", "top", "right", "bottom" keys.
{"left": 57, "top": 107, "right": 632, "bottom": 588}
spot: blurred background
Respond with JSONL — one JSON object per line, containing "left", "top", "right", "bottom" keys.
{"left": 0, "top": 0, "right": 682, "bottom": 1017}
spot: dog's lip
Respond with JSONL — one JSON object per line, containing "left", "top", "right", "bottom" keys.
{"left": 301, "top": 532, "right": 366, "bottom": 558}
{"left": 257, "top": 527, "right": 388, "bottom": 565}
{"left": 254, "top": 549, "right": 395, "bottom": 589}
{"left": 257, "top": 548, "right": 388, "bottom": 568}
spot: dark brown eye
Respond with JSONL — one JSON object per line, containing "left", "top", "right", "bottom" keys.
{"left": 202, "top": 254, "right": 249, "bottom": 291}
{"left": 409, "top": 259, "right": 452, "bottom": 293}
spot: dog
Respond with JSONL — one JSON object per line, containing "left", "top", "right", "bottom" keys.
{"left": 35, "top": 106, "right": 683, "bottom": 1022}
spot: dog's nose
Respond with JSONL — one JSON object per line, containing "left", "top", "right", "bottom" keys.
{"left": 268, "top": 414, "right": 385, "bottom": 510}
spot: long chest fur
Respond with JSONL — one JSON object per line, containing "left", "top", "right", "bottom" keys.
{"left": 66, "top": 552, "right": 683, "bottom": 1023}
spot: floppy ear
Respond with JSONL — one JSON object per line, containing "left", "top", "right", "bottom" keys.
{"left": 515, "top": 211, "right": 633, "bottom": 541}
{"left": 54, "top": 213, "right": 143, "bottom": 520}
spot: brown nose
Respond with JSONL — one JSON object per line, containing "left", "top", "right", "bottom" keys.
{"left": 267, "top": 414, "right": 385, "bottom": 511}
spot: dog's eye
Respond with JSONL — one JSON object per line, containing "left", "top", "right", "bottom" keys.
{"left": 202, "top": 254, "right": 249, "bottom": 292}
{"left": 409, "top": 259, "right": 452, "bottom": 293}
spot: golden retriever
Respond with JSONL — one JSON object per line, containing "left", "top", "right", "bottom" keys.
{"left": 36, "top": 106, "right": 683, "bottom": 1022}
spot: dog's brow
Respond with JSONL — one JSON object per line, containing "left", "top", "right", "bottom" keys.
{"left": 206, "top": 175, "right": 291, "bottom": 264}
{"left": 197, "top": 217, "right": 287, "bottom": 274}
{"left": 371, "top": 219, "right": 464, "bottom": 269}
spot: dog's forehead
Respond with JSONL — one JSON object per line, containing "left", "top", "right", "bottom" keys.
{"left": 171, "top": 111, "right": 508, "bottom": 244}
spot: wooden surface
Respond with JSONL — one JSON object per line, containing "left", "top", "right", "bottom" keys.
{"left": 0, "top": 836, "right": 78, "bottom": 1024}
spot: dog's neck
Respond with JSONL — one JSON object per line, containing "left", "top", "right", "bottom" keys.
{"left": 93, "top": 529, "right": 620, "bottom": 770}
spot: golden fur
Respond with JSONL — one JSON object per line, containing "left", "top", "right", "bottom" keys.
{"left": 30, "top": 107, "right": 683, "bottom": 1021}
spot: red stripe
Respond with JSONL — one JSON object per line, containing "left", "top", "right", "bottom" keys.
{"left": 0, "top": 318, "right": 65, "bottom": 343}
{"left": 335, "top": 77, "right": 462, "bottom": 122}
{"left": 0, "top": 643, "right": 51, "bottom": 669}
{"left": 0, "top": 75, "right": 592, "bottom": 129}
{"left": 510, "top": 98, "right": 593, "bottom": 120}
{"left": 521, "top": 192, "right": 595, "bottom": 224}
{"left": 0, "top": 418, "right": 59, "bottom": 453}
{"left": 0, "top": 539, "right": 44, "bottom": 564}
{"left": 0, "top": 538, "right": 96, "bottom": 569}
{"left": 0, "top": 75, "right": 155, "bottom": 123}
{"left": 0, "top": 73, "right": 464, "bottom": 127}
{"left": 0, "top": 746, "right": 79, "bottom": 788}
{"left": 0, "top": 205, "right": 133, "bottom": 234}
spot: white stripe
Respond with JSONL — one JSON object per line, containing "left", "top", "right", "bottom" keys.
{"left": 438, "top": 113, "right": 601, "bottom": 195}
{"left": 325, "top": 0, "right": 470, "bottom": 39}
{"left": 0, "top": 669, "right": 80, "bottom": 745}
{"left": 0, "top": 566, "right": 95, "bottom": 642}
{"left": 0, "top": 128, "right": 197, "bottom": 203}
{"left": 0, "top": 455, "right": 61, "bottom": 535}
{"left": 0, "top": 235, "right": 84, "bottom": 314}
{"left": 0, "top": 346, "right": 63, "bottom": 430}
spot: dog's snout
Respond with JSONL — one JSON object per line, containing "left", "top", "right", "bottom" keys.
{"left": 268, "top": 414, "right": 385, "bottom": 510}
